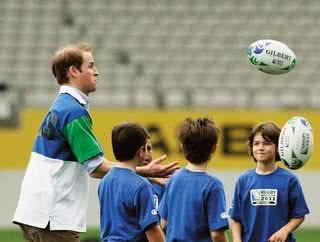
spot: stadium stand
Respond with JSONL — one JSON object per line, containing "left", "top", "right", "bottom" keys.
{"left": 0, "top": 0, "right": 319, "bottom": 108}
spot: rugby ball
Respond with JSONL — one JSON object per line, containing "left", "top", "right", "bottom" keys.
{"left": 278, "top": 116, "right": 313, "bottom": 170}
{"left": 247, "top": 39, "right": 296, "bottom": 74}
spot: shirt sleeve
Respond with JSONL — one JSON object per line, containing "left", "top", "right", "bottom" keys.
{"left": 82, "top": 155, "right": 104, "bottom": 173}
{"left": 134, "top": 183, "right": 159, "bottom": 231}
{"left": 288, "top": 176, "right": 310, "bottom": 218}
{"left": 207, "top": 183, "right": 229, "bottom": 231}
{"left": 229, "top": 179, "right": 242, "bottom": 221}
{"left": 63, "top": 115, "right": 103, "bottom": 164}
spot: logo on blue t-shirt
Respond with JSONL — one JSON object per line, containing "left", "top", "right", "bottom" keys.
{"left": 220, "top": 211, "right": 229, "bottom": 219}
{"left": 250, "top": 189, "right": 277, "bottom": 206}
{"left": 151, "top": 209, "right": 157, "bottom": 215}
{"left": 153, "top": 195, "right": 159, "bottom": 210}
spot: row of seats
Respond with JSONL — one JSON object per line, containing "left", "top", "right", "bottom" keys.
{"left": 24, "top": 87, "right": 320, "bottom": 109}
{"left": 0, "top": 0, "right": 319, "bottom": 108}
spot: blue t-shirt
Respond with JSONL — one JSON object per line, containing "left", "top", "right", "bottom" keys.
{"left": 229, "top": 167, "right": 309, "bottom": 242}
{"left": 159, "top": 168, "right": 229, "bottom": 242}
{"left": 134, "top": 180, "right": 165, "bottom": 242}
{"left": 98, "top": 167, "right": 159, "bottom": 242}
{"left": 150, "top": 181, "right": 165, "bottom": 210}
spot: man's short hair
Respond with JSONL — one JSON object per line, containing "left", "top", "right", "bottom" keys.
{"left": 247, "top": 121, "right": 281, "bottom": 162}
{"left": 178, "top": 117, "right": 219, "bottom": 164}
{"left": 112, "top": 122, "right": 149, "bottom": 161}
{"left": 51, "top": 43, "right": 92, "bottom": 85}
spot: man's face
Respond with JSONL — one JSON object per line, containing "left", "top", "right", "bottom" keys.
{"left": 73, "top": 51, "right": 99, "bottom": 95}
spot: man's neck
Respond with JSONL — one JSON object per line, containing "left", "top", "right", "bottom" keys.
{"left": 64, "top": 84, "right": 88, "bottom": 97}
{"left": 60, "top": 85, "right": 89, "bottom": 101}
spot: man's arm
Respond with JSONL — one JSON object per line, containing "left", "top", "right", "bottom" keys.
{"left": 136, "top": 155, "right": 179, "bottom": 178}
{"left": 89, "top": 155, "right": 178, "bottom": 179}
{"left": 89, "top": 158, "right": 115, "bottom": 178}
{"left": 145, "top": 224, "right": 165, "bottom": 242}
{"left": 230, "top": 219, "right": 242, "bottom": 242}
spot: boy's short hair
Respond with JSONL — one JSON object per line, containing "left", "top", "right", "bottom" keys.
{"left": 112, "top": 122, "right": 149, "bottom": 161}
{"left": 178, "top": 117, "right": 219, "bottom": 164}
{"left": 248, "top": 121, "right": 281, "bottom": 162}
{"left": 51, "top": 42, "right": 92, "bottom": 85}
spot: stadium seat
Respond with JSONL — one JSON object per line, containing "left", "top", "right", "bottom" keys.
{"left": 0, "top": 0, "right": 319, "bottom": 108}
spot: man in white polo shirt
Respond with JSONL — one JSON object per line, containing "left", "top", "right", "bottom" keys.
{"left": 13, "top": 43, "right": 178, "bottom": 242}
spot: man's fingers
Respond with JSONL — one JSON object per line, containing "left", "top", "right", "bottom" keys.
{"left": 164, "top": 161, "right": 179, "bottom": 170}
{"left": 160, "top": 161, "right": 180, "bottom": 176}
{"left": 153, "top": 155, "right": 167, "bottom": 164}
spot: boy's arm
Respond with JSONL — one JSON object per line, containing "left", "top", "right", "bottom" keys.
{"left": 160, "top": 218, "right": 167, "bottom": 230}
{"left": 145, "top": 224, "right": 165, "bottom": 242}
{"left": 230, "top": 219, "right": 242, "bottom": 242}
{"left": 210, "top": 229, "right": 228, "bottom": 242}
{"left": 268, "top": 217, "right": 305, "bottom": 242}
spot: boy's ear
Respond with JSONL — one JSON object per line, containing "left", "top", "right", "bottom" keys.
{"left": 211, "top": 144, "right": 217, "bottom": 154}
{"left": 136, "top": 146, "right": 145, "bottom": 159}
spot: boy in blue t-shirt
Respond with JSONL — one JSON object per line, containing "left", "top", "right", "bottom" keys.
{"left": 141, "top": 138, "right": 165, "bottom": 206}
{"left": 158, "top": 117, "right": 229, "bottom": 242}
{"left": 135, "top": 138, "right": 166, "bottom": 242}
{"left": 229, "top": 122, "right": 309, "bottom": 242}
{"left": 98, "top": 122, "right": 165, "bottom": 242}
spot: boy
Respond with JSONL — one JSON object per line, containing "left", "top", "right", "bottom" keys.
{"left": 229, "top": 122, "right": 309, "bottom": 242}
{"left": 141, "top": 138, "right": 166, "bottom": 207}
{"left": 98, "top": 122, "right": 165, "bottom": 242}
{"left": 159, "top": 117, "right": 229, "bottom": 242}
{"left": 137, "top": 138, "right": 167, "bottom": 242}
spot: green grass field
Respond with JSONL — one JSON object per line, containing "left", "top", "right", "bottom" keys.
{"left": 0, "top": 228, "right": 319, "bottom": 242}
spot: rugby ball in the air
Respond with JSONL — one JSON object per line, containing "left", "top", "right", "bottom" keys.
{"left": 278, "top": 116, "right": 313, "bottom": 170}
{"left": 247, "top": 39, "right": 296, "bottom": 74}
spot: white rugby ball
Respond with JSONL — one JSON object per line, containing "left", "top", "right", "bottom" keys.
{"left": 278, "top": 116, "right": 313, "bottom": 170}
{"left": 247, "top": 39, "right": 296, "bottom": 74}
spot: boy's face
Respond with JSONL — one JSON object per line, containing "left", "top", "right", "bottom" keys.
{"left": 140, "top": 139, "right": 153, "bottom": 166}
{"left": 252, "top": 132, "right": 276, "bottom": 163}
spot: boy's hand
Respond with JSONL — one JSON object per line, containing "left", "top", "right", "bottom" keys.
{"left": 268, "top": 227, "right": 289, "bottom": 242}
{"left": 137, "top": 155, "right": 179, "bottom": 177}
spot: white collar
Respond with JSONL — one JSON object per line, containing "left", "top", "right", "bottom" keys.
{"left": 59, "top": 85, "right": 89, "bottom": 106}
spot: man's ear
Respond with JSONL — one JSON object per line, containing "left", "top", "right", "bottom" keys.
{"left": 67, "top": 66, "right": 79, "bottom": 78}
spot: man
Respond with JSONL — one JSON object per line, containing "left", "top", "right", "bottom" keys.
{"left": 13, "top": 43, "right": 178, "bottom": 242}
